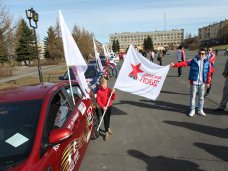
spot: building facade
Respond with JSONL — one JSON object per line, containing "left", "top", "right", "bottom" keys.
{"left": 109, "top": 29, "right": 184, "bottom": 52}
{"left": 198, "top": 19, "right": 228, "bottom": 46}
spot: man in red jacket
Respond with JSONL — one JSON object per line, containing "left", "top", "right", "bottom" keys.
{"left": 96, "top": 78, "right": 116, "bottom": 141}
{"left": 205, "top": 47, "right": 216, "bottom": 97}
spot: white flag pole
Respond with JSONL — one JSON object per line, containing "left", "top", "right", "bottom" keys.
{"left": 96, "top": 46, "right": 130, "bottom": 131}
{"left": 96, "top": 90, "right": 114, "bottom": 131}
{"left": 66, "top": 66, "right": 76, "bottom": 105}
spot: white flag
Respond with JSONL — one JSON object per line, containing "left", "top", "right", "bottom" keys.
{"left": 59, "top": 10, "right": 90, "bottom": 99}
{"left": 114, "top": 44, "right": 170, "bottom": 100}
{"left": 93, "top": 38, "right": 103, "bottom": 71}
{"left": 102, "top": 44, "right": 109, "bottom": 60}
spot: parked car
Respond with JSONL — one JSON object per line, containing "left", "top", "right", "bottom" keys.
{"left": 88, "top": 59, "right": 106, "bottom": 67}
{"left": 109, "top": 53, "right": 119, "bottom": 62}
{"left": 0, "top": 81, "right": 100, "bottom": 171}
{"left": 59, "top": 64, "right": 103, "bottom": 94}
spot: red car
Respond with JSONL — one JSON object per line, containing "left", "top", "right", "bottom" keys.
{"left": 0, "top": 81, "right": 99, "bottom": 171}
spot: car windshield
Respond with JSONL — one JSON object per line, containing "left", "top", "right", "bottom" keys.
{"left": 0, "top": 100, "right": 42, "bottom": 166}
{"left": 63, "top": 65, "right": 97, "bottom": 80}
{"left": 85, "top": 65, "right": 97, "bottom": 78}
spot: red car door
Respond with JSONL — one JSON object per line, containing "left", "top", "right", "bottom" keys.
{"left": 56, "top": 85, "right": 92, "bottom": 171}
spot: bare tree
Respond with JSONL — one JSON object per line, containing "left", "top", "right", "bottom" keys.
{"left": 219, "top": 20, "right": 228, "bottom": 44}
{"left": 72, "top": 24, "right": 94, "bottom": 61}
{"left": 0, "top": 3, "right": 15, "bottom": 65}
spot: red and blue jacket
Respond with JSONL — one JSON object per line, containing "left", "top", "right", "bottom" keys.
{"left": 207, "top": 52, "right": 216, "bottom": 73}
{"left": 173, "top": 55, "right": 211, "bottom": 85}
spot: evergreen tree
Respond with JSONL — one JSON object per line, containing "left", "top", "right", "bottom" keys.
{"left": 44, "top": 26, "right": 61, "bottom": 61}
{"left": 143, "top": 38, "right": 147, "bottom": 50}
{"left": 143, "top": 35, "right": 154, "bottom": 51}
{"left": 15, "top": 19, "right": 36, "bottom": 65}
{"left": 116, "top": 39, "right": 120, "bottom": 52}
{"left": 0, "top": 29, "right": 8, "bottom": 65}
{"left": 54, "top": 21, "right": 64, "bottom": 61}
{"left": 112, "top": 39, "right": 120, "bottom": 53}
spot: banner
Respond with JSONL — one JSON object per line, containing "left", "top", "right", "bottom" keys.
{"left": 114, "top": 44, "right": 170, "bottom": 100}
{"left": 102, "top": 44, "right": 109, "bottom": 60}
{"left": 59, "top": 10, "right": 90, "bottom": 99}
{"left": 93, "top": 38, "right": 103, "bottom": 71}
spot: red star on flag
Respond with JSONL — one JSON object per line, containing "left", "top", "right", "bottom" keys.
{"left": 128, "top": 63, "right": 143, "bottom": 80}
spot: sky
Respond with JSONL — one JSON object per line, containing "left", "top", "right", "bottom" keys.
{"left": 2, "top": 0, "right": 228, "bottom": 44}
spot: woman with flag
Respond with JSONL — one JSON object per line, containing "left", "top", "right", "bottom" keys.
{"left": 96, "top": 78, "right": 116, "bottom": 141}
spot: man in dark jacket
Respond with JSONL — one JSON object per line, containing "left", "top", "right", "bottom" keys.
{"left": 170, "top": 48, "right": 211, "bottom": 117}
{"left": 216, "top": 58, "right": 228, "bottom": 111}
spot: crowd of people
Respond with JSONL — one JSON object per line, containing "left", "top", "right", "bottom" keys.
{"left": 94, "top": 46, "right": 227, "bottom": 141}
{"left": 170, "top": 46, "right": 227, "bottom": 116}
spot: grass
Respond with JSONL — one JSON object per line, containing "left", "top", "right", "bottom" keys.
{"left": 0, "top": 66, "right": 67, "bottom": 90}
{"left": 212, "top": 44, "right": 228, "bottom": 50}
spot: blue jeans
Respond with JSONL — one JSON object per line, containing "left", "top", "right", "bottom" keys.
{"left": 111, "top": 67, "right": 118, "bottom": 77}
{"left": 190, "top": 84, "right": 205, "bottom": 111}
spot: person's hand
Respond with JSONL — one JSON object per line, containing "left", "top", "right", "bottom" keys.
{"left": 206, "top": 84, "right": 210, "bottom": 88}
{"left": 170, "top": 63, "right": 174, "bottom": 67}
{"left": 112, "top": 88, "right": 115, "bottom": 93}
{"left": 103, "top": 106, "right": 107, "bottom": 111}
{"left": 222, "top": 73, "right": 227, "bottom": 78}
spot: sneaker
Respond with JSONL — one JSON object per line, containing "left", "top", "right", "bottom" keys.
{"left": 108, "top": 128, "right": 112, "bottom": 135}
{"left": 198, "top": 110, "right": 206, "bottom": 116}
{"left": 104, "top": 132, "right": 109, "bottom": 141}
{"left": 189, "top": 110, "right": 195, "bottom": 117}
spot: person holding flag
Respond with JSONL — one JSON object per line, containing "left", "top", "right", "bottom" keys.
{"left": 170, "top": 48, "right": 211, "bottom": 117}
{"left": 96, "top": 78, "right": 116, "bottom": 141}
{"left": 96, "top": 44, "right": 170, "bottom": 138}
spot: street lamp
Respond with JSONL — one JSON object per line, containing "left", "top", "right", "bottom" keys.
{"left": 25, "top": 7, "right": 43, "bottom": 83}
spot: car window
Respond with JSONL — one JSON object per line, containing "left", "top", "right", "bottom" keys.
{"left": 99, "top": 55, "right": 105, "bottom": 60}
{"left": 41, "top": 90, "right": 73, "bottom": 157}
{"left": 63, "top": 68, "right": 75, "bottom": 80}
{"left": 47, "top": 91, "right": 72, "bottom": 131}
{"left": 101, "top": 59, "right": 106, "bottom": 66}
{"left": 0, "top": 100, "right": 42, "bottom": 164}
{"left": 85, "top": 65, "right": 97, "bottom": 78}
{"left": 65, "top": 85, "right": 83, "bottom": 103}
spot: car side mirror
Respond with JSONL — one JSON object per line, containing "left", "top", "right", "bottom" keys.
{"left": 49, "top": 128, "right": 73, "bottom": 144}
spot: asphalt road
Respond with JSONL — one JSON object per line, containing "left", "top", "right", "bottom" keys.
{"left": 80, "top": 50, "right": 228, "bottom": 171}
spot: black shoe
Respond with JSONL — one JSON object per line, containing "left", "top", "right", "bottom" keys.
{"left": 204, "top": 93, "right": 209, "bottom": 97}
{"left": 215, "top": 108, "right": 225, "bottom": 112}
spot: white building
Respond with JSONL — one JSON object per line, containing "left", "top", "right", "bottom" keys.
{"left": 198, "top": 19, "right": 228, "bottom": 46}
{"left": 109, "top": 29, "right": 184, "bottom": 51}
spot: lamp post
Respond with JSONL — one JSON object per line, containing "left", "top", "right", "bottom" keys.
{"left": 25, "top": 7, "right": 43, "bottom": 83}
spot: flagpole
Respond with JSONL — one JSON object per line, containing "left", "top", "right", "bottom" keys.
{"left": 66, "top": 66, "right": 76, "bottom": 105}
{"left": 96, "top": 51, "right": 122, "bottom": 131}
{"left": 96, "top": 90, "right": 114, "bottom": 131}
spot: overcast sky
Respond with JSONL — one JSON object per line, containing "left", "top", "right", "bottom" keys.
{"left": 2, "top": 0, "right": 228, "bottom": 43}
